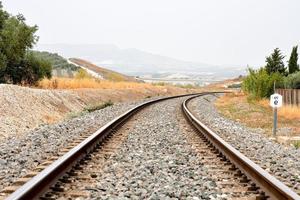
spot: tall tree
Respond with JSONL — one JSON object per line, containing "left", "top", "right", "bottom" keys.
{"left": 288, "top": 45, "right": 299, "bottom": 74}
{"left": 0, "top": 2, "right": 9, "bottom": 81}
{"left": 0, "top": 2, "right": 8, "bottom": 29}
{"left": 0, "top": 2, "right": 51, "bottom": 84}
{"left": 265, "top": 48, "right": 286, "bottom": 75}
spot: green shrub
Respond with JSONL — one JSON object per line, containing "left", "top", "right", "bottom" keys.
{"left": 75, "top": 68, "right": 91, "bottom": 79}
{"left": 84, "top": 100, "right": 114, "bottom": 112}
{"left": 3, "top": 52, "right": 52, "bottom": 84}
{"left": 242, "top": 68, "right": 284, "bottom": 99}
{"left": 284, "top": 71, "right": 300, "bottom": 89}
{"left": 227, "top": 83, "right": 241, "bottom": 88}
{"left": 24, "top": 53, "right": 52, "bottom": 84}
{"left": 293, "top": 141, "right": 300, "bottom": 149}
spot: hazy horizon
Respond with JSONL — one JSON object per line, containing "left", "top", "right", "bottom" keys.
{"left": 3, "top": 0, "right": 300, "bottom": 68}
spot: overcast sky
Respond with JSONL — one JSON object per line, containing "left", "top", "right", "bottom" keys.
{"left": 2, "top": 0, "right": 300, "bottom": 67}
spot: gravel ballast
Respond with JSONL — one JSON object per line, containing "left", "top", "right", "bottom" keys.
{"left": 0, "top": 99, "right": 152, "bottom": 190}
{"left": 90, "top": 98, "right": 218, "bottom": 199}
{"left": 189, "top": 94, "right": 300, "bottom": 192}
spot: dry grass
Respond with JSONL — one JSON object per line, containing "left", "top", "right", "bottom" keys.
{"left": 279, "top": 106, "right": 300, "bottom": 120}
{"left": 215, "top": 93, "right": 300, "bottom": 136}
{"left": 38, "top": 77, "right": 160, "bottom": 90}
{"left": 258, "top": 99, "right": 300, "bottom": 120}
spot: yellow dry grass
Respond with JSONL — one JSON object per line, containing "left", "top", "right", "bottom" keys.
{"left": 38, "top": 77, "right": 159, "bottom": 90}
{"left": 259, "top": 99, "right": 300, "bottom": 120}
{"left": 279, "top": 106, "right": 300, "bottom": 120}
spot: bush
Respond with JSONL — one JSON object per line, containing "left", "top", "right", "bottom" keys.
{"left": 24, "top": 53, "right": 52, "bottom": 84}
{"left": 284, "top": 71, "right": 300, "bottom": 89}
{"left": 242, "top": 68, "right": 284, "bottom": 99}
{"left": 293, "top": 141, "right": 300, "bottom": 149}
{"left": 227, "top": 83, "right": 241, "bottom": 88}
{"left": 75, "top": 68, "right": 91, "bottom": 79}
{"left": 84, "top": 100, "right": 114, "bottom": 112}
{"left": 3, "top": 53, "right": 52, "bottom": 84}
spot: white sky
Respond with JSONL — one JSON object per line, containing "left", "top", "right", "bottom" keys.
{"left": 2, "top": 0, "right": 300, "bottom": 67}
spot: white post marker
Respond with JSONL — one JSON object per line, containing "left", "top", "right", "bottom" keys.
{"left": 270, "top": 93, "right": 282, "bottom": 137}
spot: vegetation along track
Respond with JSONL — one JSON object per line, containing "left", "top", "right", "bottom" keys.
{"left": 1, "top": 93, "right": 299, "bottom": 200}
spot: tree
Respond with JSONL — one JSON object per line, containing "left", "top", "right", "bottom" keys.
{"left": 288, "top": 45, "right": 299, "bottom": 74}
{"left": 0, "top": 2, "right": 8, "bottom": 29}
{"left": 0, "top": 2, "right": 51, "bottom": 84}
{"left": 0, "top": 2, "right": 9, "bottom": 81}
{"left": 265, "top": 48, "right": 286, "bottom": 75}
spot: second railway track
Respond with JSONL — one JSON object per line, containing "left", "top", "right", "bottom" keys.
{"left": 1, "top": 93, "right": 299, "bottom": 200}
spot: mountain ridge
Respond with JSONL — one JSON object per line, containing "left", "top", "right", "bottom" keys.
{"left": 35, "top": 43, "right": 245, "bottom": 79}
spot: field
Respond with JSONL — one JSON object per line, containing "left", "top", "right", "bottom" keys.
{"left": 215, "top": 92, "right": 300, "bottom": 137}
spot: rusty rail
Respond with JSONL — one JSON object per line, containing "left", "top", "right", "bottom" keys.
{"left": 182, "top": 94, "right": 300, "bottom": 200}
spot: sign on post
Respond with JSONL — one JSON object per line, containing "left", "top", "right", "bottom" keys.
{"left": 270, "top": 93, "right": 282, "bottom": 137}
{"left": 270, "top": 93, "right": 282, "bottom": 108}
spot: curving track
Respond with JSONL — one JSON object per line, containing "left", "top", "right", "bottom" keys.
{"left": 1, "top": 93, "right": 299, "bottom": 200}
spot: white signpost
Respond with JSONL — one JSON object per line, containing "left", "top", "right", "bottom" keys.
{"left": 270, "top": 93, "right": 283, "bottom": 108}
{"left": 270, "top": 93, "right": 282, "bottom": 136}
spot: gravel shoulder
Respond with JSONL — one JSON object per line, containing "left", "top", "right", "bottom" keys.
{"left": 189, "top": 94, "right": 300, "bottom": 193}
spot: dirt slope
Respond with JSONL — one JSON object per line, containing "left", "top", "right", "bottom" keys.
{"left": 0, "top": 84, "right": 194, "bottom": 140}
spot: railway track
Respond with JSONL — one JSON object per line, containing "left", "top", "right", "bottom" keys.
{"left": 1, "top": 93, "right": 299, "bottom": 200}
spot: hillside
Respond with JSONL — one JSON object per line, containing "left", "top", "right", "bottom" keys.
{"left": 32, "top": 51, "right": 80, "bottom": 77}
{"left": 69, "top": 58, "right": 139, "bottom": 82}
{"left": 35, "top": 44, "right": 245, "bottom": 79}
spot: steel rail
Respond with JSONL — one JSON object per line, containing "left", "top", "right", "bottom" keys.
{"left": 182, "top": 94, "right": 300, "bottom": 200}
{"left": 6, "top": 93, "right": 207, "bottom": 200}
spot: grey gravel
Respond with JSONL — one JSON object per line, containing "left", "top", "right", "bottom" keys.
{"left": 90, "top": 98, "right": 218, "bottom": 199}
{"left": 0, "top": 99, "right": 157, "bottom": 190}
{"left": 190, "top": 94, "right": 300, "bottom": 192}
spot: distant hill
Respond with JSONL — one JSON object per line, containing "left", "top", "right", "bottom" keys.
{"left": 35, "top": 44, "right": 246, "bottom": 80}
{"left": 69, "top": 58, "right": 139, "bottom": 82}
{"left": 32, "top": 51, "right": 80, "bottom": 77}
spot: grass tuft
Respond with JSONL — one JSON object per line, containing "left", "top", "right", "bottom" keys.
{"left": 84, "top": 100, "right": 114, "bottom": 112}
{"left": 293, "top": 141, "right": 300, "bottom": 149}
